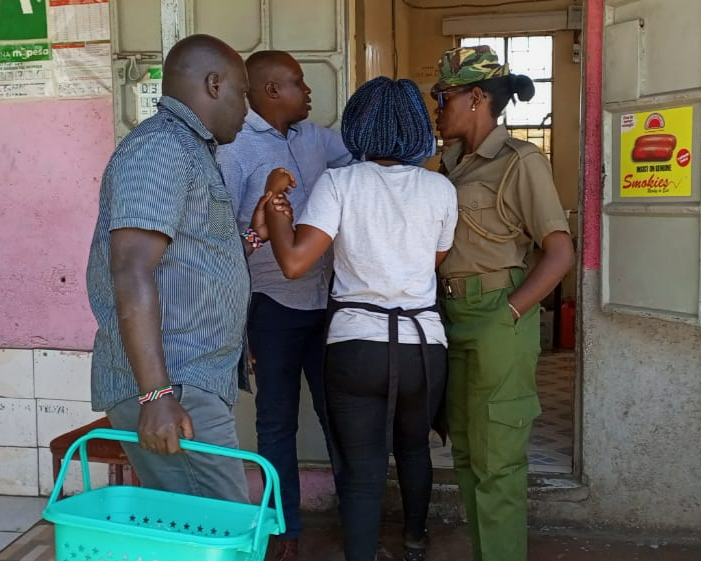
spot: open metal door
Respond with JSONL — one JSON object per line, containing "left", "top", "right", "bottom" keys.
{"left": 110, "top": 0, "right": 348, "bottom": 144}
{"left": 190, "top": 0, "right": 348, "bottom": 130}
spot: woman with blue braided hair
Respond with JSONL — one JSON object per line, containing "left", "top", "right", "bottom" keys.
{"left": 262, "top": 76, "right": 458, "bottom": 561}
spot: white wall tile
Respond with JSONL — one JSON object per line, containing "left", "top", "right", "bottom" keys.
{"left": 0, "top": 349, "right": 34, "bottom": 399}
{"left": 0, "top": 447, "right": 38, "bottom": 496}
{"left": 38, "top": 447, "right": 109, "bottom": 497}
{"left": 36, "top": 399, "right": 102, "bottom": 448}
{"left": 34, "top": 350, "right": 92, "bottom": 402}
{"left": 0, "top": 398, "right": 36, "bottom": 446}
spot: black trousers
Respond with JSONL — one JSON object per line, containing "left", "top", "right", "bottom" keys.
{"left": 325, "top": 340, "right": 447, "bottom": 561}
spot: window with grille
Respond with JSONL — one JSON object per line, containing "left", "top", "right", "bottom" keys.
{"left": 460, "top": 36, "right": 553, "bottom": 158}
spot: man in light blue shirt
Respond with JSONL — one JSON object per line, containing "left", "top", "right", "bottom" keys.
{"left": 217, "top": 50, "right": 352, "bottom": 561}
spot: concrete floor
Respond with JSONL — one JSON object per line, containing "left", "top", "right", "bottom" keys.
{"left": 299, "top": 517, "right": 701, "bottom": 561}
{"left": 0, "top": 496, "right": 46, "bottom": 551}
{"left": 1, "top": 496, "right": 701, "bottom": 561}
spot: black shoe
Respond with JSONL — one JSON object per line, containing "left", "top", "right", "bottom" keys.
{"left": 403, "top": 530, "right": 428, "bottom": 561}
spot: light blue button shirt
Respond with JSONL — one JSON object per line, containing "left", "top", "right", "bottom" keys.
{"left": 217, "top": 110, "right": 353, "bottom": 310}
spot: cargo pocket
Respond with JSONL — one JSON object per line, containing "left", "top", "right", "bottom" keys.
{"left": 486, "top": 394, "right": 541, "bottom": 473}
{"left": 208, "top": 183, "right": 236, "bottom": 239}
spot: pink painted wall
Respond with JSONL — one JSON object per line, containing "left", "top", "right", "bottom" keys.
{"left": 0, "top": 98, "right": 114, "bottom": 350}
{"left": 581, "top": 0, "right": 603, "bottom": 271}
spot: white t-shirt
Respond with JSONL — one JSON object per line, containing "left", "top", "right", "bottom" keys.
{"left": 298, "top": 161, "right": 458, "bottom": 346}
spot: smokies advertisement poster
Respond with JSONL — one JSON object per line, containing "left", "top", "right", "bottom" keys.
{"left": 619, "top": 106, "right": 693, "bottom": 198}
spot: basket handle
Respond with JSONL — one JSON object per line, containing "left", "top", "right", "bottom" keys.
{"left": 47, "top": 428, "right": 285, "bottom": 549}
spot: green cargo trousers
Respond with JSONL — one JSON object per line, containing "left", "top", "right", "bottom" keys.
{"left": 441, "top": 268, "right": 541, "bottom": 561}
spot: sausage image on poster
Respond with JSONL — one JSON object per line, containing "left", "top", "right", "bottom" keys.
{"left": 620, "top": 106, "right": 693, "bottom": 197}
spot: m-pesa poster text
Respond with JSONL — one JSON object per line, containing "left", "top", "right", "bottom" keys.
{"left": 619, "top": 106, "right": 693, "bottom": 198}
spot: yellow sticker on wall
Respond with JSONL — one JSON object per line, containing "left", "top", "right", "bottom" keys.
{"left": 619, "top": 106, "right": 693, "bottom": 197}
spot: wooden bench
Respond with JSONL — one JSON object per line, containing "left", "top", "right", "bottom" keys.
{"left": 49, "top": 416, "right": 139, "bottom": 495}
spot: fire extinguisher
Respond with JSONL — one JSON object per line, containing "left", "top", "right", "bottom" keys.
{"left": 559, "top": 300, "right": 576, "bottom": 349}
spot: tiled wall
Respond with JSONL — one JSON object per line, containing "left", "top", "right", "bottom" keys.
{"left": 0, "top": 348, "right": 329, "bottom": 499}
{"left": 0, "top": 349, "right": 107, "bottom": 497}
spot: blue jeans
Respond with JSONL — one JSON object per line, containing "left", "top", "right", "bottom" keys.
{"left": 248, "top": 293, "right": 329, "bottom": 538}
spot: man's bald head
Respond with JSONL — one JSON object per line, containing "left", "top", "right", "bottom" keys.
{"left": 245, "top": 50, "right": 296, "bottom": 92}
{"left": 161, "top": 34, "right": 248, "bottom": 144}
{"left": 243, "top": 50, "right": 311, "bottom": 134}
{"left": 162, "top": 34, "right": 243, "bottom": 98}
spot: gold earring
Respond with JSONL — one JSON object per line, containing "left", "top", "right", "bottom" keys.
{"left": 471, "top": 104, "right": 477, "bottom": 112}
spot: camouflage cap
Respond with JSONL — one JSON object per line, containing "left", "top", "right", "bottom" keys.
{"left": 433, "top": 45, "right": 510, "bottom": 91}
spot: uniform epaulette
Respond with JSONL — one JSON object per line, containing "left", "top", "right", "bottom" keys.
{"left": 504, "top": 137, "right": 542, "bottom": 159}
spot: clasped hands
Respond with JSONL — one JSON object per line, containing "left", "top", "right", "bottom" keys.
{"left": 248, "top": 167, "right": 298, "bottom": 240}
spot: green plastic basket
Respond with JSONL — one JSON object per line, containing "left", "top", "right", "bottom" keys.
{"left": 43, "top": 428, "right": 285, "bottom": 561}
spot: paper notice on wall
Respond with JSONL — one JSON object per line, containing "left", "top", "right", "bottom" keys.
{"left": 0, "top": 1, "right": 54, "bottom": 98}
{"left": 51, "top": 40, "right": 111, "bottom": 97}
{"left": 0, "top": 43, "right": 54, "bottom": 98}
{"left": 0, "top": 0, "right": 113, "bottom": 101}
{"left": 48, "top": 0, "right": 111, "bottom": 98}
{"left": 0, "top": 60, "right": 54, "bottom": 99}
{"left": 48, "top": 0, "right": 110, "bottom": 43}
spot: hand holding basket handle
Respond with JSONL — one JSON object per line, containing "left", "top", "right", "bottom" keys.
{"left": 46, "top": 428, "right": 286, "bottom": 551}
{"left": 137, "top": 394, "right": 194, "bottom": 454}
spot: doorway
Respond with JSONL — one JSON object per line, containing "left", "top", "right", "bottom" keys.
{"left": 429, "top": 33, "right": 579, "bottom": 475}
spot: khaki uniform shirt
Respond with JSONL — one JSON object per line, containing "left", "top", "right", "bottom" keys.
{"left": 439, "top": 125, "right": 570, "bottom": 278}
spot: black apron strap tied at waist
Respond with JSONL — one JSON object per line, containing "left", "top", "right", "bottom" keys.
{"left": 325, "top": 298, "right": 439, "bottom": 454}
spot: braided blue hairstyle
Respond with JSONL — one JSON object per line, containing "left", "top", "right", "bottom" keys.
{"left": 341, "top": 76, "right": 435, "bottom": 166}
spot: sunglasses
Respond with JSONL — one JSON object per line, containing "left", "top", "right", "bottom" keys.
{"left": 431, "top": 86, "right": 473, "bottom": 109}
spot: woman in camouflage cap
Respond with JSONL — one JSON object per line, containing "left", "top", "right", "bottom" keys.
{"left": 431, "top": 46, "right": 575, "bottom": 561}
